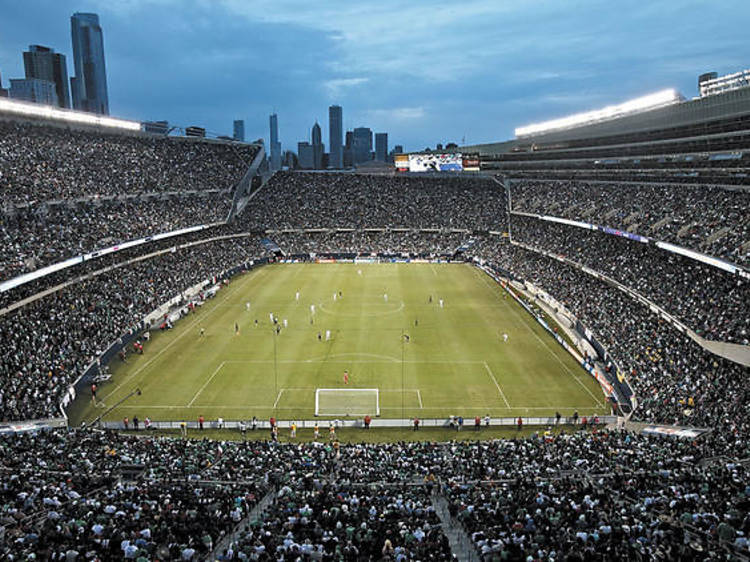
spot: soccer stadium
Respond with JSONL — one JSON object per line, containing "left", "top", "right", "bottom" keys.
{"left": 2, "top": 10, "right": 750, "bottom": 562}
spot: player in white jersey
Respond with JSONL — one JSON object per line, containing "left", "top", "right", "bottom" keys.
{"left": 310, "top": 304, "right": 315, "bottom": 315}
{"left": 269, "top": 312, "right": 274, "bottom": 323}
{"left": 325, "top": 330, "right": 331, "bottom": 341}
{"left": 384, "top": 293, "right": 388, "bottom": 302}
{"left": 439, "top": 299, "right": 444, "bottom": 308}
{"left": 295, "top": 291, "right": 300, "bottom": 302}
{"left": 246, "top": 302, "right": 251, "bottom": 312}
{"left": 503, "top": 333, "right": 509, "bottom": 342}
{"left": 333, "top": 292, "right": 337, "bottom": 301}
{"left": 283, "top": 318, "right": 288, "bottom": 328}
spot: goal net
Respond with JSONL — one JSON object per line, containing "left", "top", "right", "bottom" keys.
{"left": 315, "top": 388, "right": 380, "bottom": 416}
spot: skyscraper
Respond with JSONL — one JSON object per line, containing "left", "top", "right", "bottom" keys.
{"left": 269, "top": 113, "right": 282, "bottom": 170}
{"left": 10, "top": 78, "right": 58, "bottom": 105}
{"left": 375, "top": 133, "right": 388, "bottom": 162}
{"left": 311, "top": 122, "right": 324, "bottom": 169}
{"left": 297, "top": 142, "right": 314, "bottom": 169}
{"left": 0, "top": 70, "right": 9, "bottom": 97}
{"left": 23, "top": 45, "right": 70, "bottom": 108}
{"left": 233, "top": 120, "right": 245, "bottom": 142}
{"left": 328, "top": 105, "right": 343, "bottom": 169}
{"left": 70, "top": 13, "right": 109, "bottom": 114}
{"left": 352, "top": 127, "right": 373, "bottom": 164}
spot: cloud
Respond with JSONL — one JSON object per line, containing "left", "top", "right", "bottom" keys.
{"left": 323, "top": 77, "right": 369, "bottom": 97}
{"left": 363, "top": 107, "right": 425, "bottom": 121}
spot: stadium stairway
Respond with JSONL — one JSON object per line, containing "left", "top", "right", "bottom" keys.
{"left": 208, "top": 487, "right": 276, "bottom": 561}
{"left": 432, "top": 490, "right": 481, "bottom": 562}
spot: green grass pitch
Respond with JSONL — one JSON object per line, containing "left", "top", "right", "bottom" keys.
{"left": 71, "top": 263, "right": 609, "bottom": 425}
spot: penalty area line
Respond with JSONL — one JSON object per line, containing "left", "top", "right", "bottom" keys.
{"left": 273, "top": 389, "right": 285, "bottom": 409}
{"left": 484, "top": 361, "right": 511, "bottom": 408}
{"left": 186, "top": 362, "right": 226, "bottom": 407}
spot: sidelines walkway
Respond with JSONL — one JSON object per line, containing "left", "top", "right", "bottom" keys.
{"left": 432, "top": 490, "right": 481, "bottom": 562}
{"left": 209, "top": 488, "right": 276, "bottom": 561}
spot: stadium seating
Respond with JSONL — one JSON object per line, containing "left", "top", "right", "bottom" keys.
{"left": 510, "top": 215, "right": 749, "bottom": 344}
{"left": 510, "top": 180, "right": 750, "bottom": 265}
{"left": 1, "top": 429, "right": 747, "bottom": 559}
{"left": 239, "top": 171, "right": 508, "bottom": 231}
{"left": 1, "top": 117, "right": 749, "bottom": 560}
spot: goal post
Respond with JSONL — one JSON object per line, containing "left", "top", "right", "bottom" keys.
{"left": 315, "top": 388, "right": 380, "bottom": 417}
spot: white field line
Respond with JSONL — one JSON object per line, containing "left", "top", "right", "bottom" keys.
{"left": 417, "top": 389, "right": 423, "bottom": 409}
{"left": 272, "top": 389, "right": 285, "bottom": 409}
{"left": 128, "top": 404, "right": 604, "bottom": 411}
{"left": 474, "top": 268, "right": 605, "bottom": 408}
{"left": 99, "top": 268, "right": 265, "bottom": 402}
{"left": 483, "top": 361, "right": 511, "bottom": 408}
{"left": 222, "top": 359, "right": 486, "bottom": 364}
{"left": 186, "top": 361, "right": 225, "bottom": 407}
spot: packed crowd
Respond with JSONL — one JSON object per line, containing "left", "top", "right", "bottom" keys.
{"left": 271, "top": 231, "right": 472, "bottom": 256}
{"left": 233, "top": 482, "right": 451, "bottom": 560}
{"left": 1, "top": 428, "right": 748, "bottom": 559}
{"left": 474, "top": 241, "right": 749, "bottom": 455}
{"left": 510, "top": 180, "right": 750, "bottom": 265}
{"left": 510, "top": 215, "right": 749, "bottom": 344}
{"left": 1, "top": 194, "right": 231, "bottom": 282}
{"left": 0, "top": 236, "right": 264, "bottom": 421}
{"left": 0, "top": 120, "right": 257, "bottom": 204}
{"left": 240, "top": 172, "right": 508, "bottom": 231}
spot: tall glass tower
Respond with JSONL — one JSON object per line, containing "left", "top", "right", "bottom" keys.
{"left": 70, "top": 12, "right": 109, "bottom": 115}
{"left": 269, "top": 114, "right": 282, "bottom": 170}
{"left": 328, "top": 105, "right": 343, "bottom": 168}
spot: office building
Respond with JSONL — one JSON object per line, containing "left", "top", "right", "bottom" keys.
{"left": 343, "top": 130, "right": 354, "bottom": 167}
{"left": 394, "top": 145, "right": 404, "bottom": 154}
{"left": 269, "top": 113, "right": 282, "bottom": 170}
{"left": 23, "top": 45, "right": 70, "bottom": 108}
{"left": 70, "top": 12, "right": 109, "bottom": 114}
{"left": 328, "top": 105, "right": 343, "bottom": 168}
{"left": 233, "top": 120, "right": 245, "bottom": 142}
{"left": 311, "top": 121, "right": 324, "bottom": 169}
{"left": 375, "top": 132, "right": 388, "bottom": 162}
{"left": 297, "top": 142, "right": 314, "bottom": 169}
{"left": 352, "top": 127, "right": 373, "bottom": 164}
{"left": 10, "top": 78, "right": 58, "bottom": 105}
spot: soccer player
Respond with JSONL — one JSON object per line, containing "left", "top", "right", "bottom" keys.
{"left": 245, "top": 302, "right": 251, "bottom": 312}
{"left": 200, "top": 327, "right": 205, "bottom": 337}
{"left": 343, "top": 370, "right": 349, "bottom": 385}
{"left": 269, "top": 312, "right": 274, "bottom": 323}
{"left": 283, "top": 318, "right": 288, "bottom": 328}
{"left": 235, "top": 323, "right": 240, "bottom": 335}
{"left": 290, "top": 422, "right": 297, "bottom": 438}
{"left": 325, "top": 329, "right": 331, "bottom": 341}
{"left": 310, "top": 304, "right": 315, "bottom": 315}
{"left": 439, "top": 299, "right": 444, "bottom": 308}
{"left": 333, "top": 292, "right": 337, "bottom": 301}
{"left": 503, "top": 333, "right": 509, "bottom": 342}
{"left": 383, "top": 293, "right": 388, "bottom": 302}
{"left": 313, "top": 423, "right": 320, "bottom": 440}
{"left": 295, "top": 291, "right": 300, "bottom": 302}
{"left": 317, "top": 331, "right": 322, "bottom": 341}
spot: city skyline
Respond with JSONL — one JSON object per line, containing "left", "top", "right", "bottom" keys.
{"left": 0, "top": 1, "right": 748, "bottom": 150}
